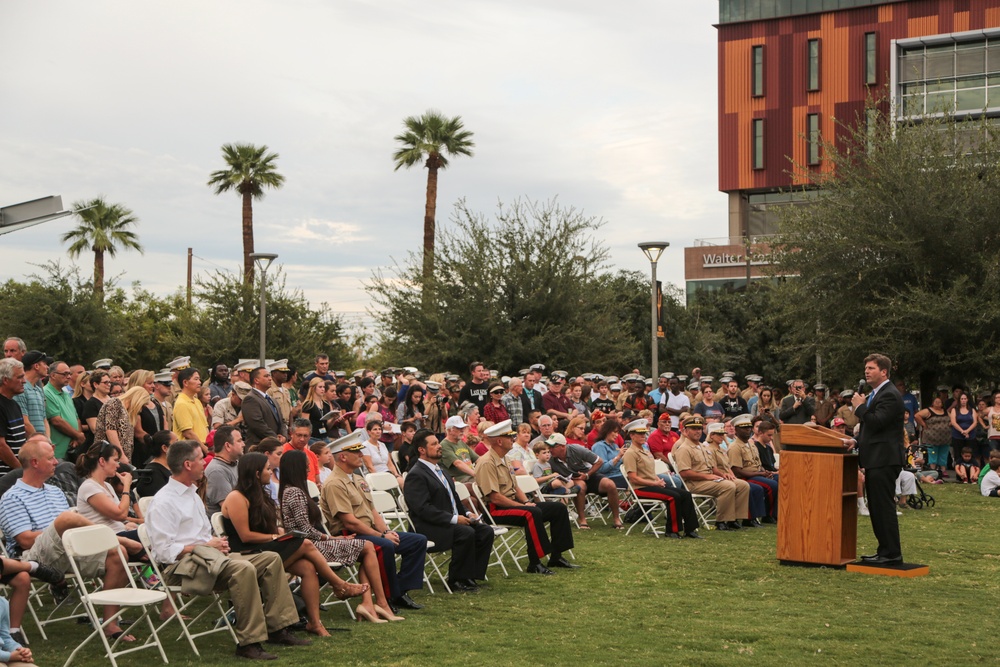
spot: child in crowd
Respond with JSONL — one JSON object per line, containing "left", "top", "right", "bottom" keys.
{"left": 0, "top": 563, "right": 33, "bottom": 665}
{"left": 531, "top": 443, "right": 574, "bottom": 494}
{"left": 980, "top": 457, "right": 1000, "bottom": 497}
{"left": 955, "top": 447, "right": 980, "bottom": 484}
{"left": 310, "top": 441, "right": 334, "bottom": 485}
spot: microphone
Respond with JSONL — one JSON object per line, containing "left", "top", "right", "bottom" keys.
{"left": 856, "top": 379, "right": 867, "bottom": 395}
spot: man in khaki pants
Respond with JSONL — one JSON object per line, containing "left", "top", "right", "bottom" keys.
{"left": 672, "top": 415, "right": 749, "bottom": 532}
{"left": 145, "top": 439, "right": 308, "bottom": 660}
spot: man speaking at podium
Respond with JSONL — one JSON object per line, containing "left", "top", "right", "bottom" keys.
{"left": 851, "top": 353, "right": 905, "bottom": 566}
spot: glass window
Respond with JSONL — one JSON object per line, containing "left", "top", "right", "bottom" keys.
{"left": 752, "top": 45, "right": 765, "bottom": 97}
{"left": 956, "top": 87, "right": 985, "bottom": 112}
{"left": 808, "top": 39, "right": 821, "bottom": 91}
{"left": 752, "top": 119, "right": 765, "bottom": 170}
{"left": 865, "top": 33, "right": 877, "bottom": 85}
{"left": 807, "top": 114, "right": 820, "bottom": 165}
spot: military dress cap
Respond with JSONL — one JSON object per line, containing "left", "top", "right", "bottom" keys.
{"left": 839, "top": 389, "right": 855, "bottom": 398}
{"left": 706, "top": 422, "right": 725, "bottom": 435}
{"left": 167, "top": 356, "right": 191, "bottom": 371}
{"left": 605, "top": 376, "right": 619, "bottom": 384}
{"left": 609, "top": 383, "right": 622, "bottom": 391}
{"left": 330, "top": 430, "right": 367, "bottom": 454}
{"left": 635, "top": 375, "right": 645, "bottom": 383}
{"left": 676, "top": 375, "right": 688, "bottom": 383}
{"left": 518, "top": 368, "right": 530, "bottom": 376}
{"left": 623, "top": 373, "right": 638, "bottom": 382}
{"left": 682, "top": 415, "right": 706, "bottom": 429}
{"left": 659, "top": 372, "right": 674, "bottom": 379}
{"left": 447, "top": 374, "right": 460, "bottom": 383}
{"left": 403, "top": 366, "right": 418, "bottom": 374}
{"left": 234, "top": 360, "right": 257, "bottom": 373}
{"left": 425, "top": 380, "right": 441, "bottom": 391}
{"left": 334, "top": 370, "right": 347, "bottom": 378}
{"left": 488, "top": 369, "right": 499, "bottom": 379}
{"left": 745, "top": 374, "right": 763, "bottom": 382}
{"left": 530, "top": 363, "right": 546, "bottom": 373}
{"left": 624, "top": 418, "right": 649, "bottom": 434}
{"left": 687, "top": 381, "right": 700, "bottom": 391}
{"left": 154, "top": 371, "right": 173, "bottom": 383}
{"left": 22, "top": 351, "right": 53, "bottom": 367}
{"left": 935, "top": 384, "right": 949, "bottom": 391}
{"left": 268, "top": 359, "right": 290, "bottom": 372}
{"left": 731, "top": 414, "right": 753, "bottom": 428}
{"left": 700, "top": 376, "right": 714, "bottom": 384}
{"left": 381, "top": 368, "right": 394, "bottom": 377}
{"left": 232, "top": 381, "right": 253, "bottom": 398}
{"left": 645, "top": 378, "right": 653, "bottom": 386}
{"left": 500, "top": 375, "right": 511, "bottom": 385}
{"left": 552, "top": 370, "right": 569, "bottom": 379}
{"left": 814, "top": 384, "right": 828, "bottom": 392}
{"left": 352, "top": 368, "right": 366, "bottom": 378}
{"left": 545, "top": 433, "right": 568, "bottom": 446}
{"left": 484, "top": 419, "right": 517, "bottom": 437}
{"left": 593, "top": 374, "right": 606, "bottom": 382}
{"left": 93, "top": 358, "right": 113, "bottom": 370}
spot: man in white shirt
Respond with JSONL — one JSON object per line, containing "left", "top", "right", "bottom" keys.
{"left": 659, "top": 377, "right": 691, "bottom": 430}
{"left": 145, "top": 439, "right": 306, "bottom": 661}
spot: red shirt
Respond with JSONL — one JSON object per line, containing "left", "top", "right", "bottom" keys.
{"left": 646, "top": 428, "right": 679, "bottom": 458}
{"left": 283, "top": 443, "right": 320, "bottom": 483}
{"left": 586, "top": 430, "right": 623, "bottom": 449}
{"left": 483, "top": 401, "right": 510, "bottom": 425}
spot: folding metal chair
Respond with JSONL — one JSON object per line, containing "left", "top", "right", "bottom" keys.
{"left": 61, "top": 525, "right": 168, "bottom": 667}
{"left": 0, "top": 534, "right": 46, "bottom": 641}
{"left": 471, "top": 483, "right": 527, "bottom": 573}
{"left": 516, "top": 475, "right": 580, "bottom": 528}
{"left": 455, "top": 483, "right": 511, "bottom": 578}
{"left": 136, "top": 524, "right": 238, "bottom": 656}
{"left": 619, "top": 464, "right": 666, "bottom": 538}
{"left": 396, "top": 495, "right": 452, "bottom": 594}
{"left": 668, "top": 452, "right": 717, "bottom": 528}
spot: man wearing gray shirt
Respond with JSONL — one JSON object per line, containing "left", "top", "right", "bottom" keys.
{"left": 203, "top": 425, "right": 244, "bottom": 518}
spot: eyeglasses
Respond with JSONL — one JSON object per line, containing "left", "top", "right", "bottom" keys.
{"left": 51, "top": 371, "right": 72, "bottom": 377}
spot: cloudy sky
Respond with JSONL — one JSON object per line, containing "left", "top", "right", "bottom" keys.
{"left": 0, "top": 0, "right": 723, "bottom": 331}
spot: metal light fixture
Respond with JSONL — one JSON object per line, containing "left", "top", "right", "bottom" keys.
{"left": 638, "top": 241, "right": 670, "bottom": 379}
{"left": 250, "top": 252, "right": 278, "bottom": 366}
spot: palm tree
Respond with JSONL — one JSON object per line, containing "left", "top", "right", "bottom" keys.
{"left": 393, "top": 111, "right": 475, "bottom": 281}
{"left": 62, "top": 197, "right": 143, "bottom": 299}
{"left": 207, "top": 143, "right": 285, "bottom": 284}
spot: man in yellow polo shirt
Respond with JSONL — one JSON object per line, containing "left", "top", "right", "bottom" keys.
{"left": 172, "top": 367, "right": 208, "bottom": 449}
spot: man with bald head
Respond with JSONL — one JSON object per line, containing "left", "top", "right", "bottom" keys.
{"left": 0, "top": 435, "right": 133, "bottom": 639}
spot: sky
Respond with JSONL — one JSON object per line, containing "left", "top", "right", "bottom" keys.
{"left": 0, "top": 0, "right": 724, "bottom": 333}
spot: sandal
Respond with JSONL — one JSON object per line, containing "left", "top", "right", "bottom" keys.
{"left": 578, "top": 523, "right": 591, "bottom": 530}
{"left": 334, "top": 582, "right": 369, "bottom": 600}
{"left": 613, "top": 522, "right": 625, "bottom": 530}
{"left": 107, "top": 631, "right": 136, "bottom": 643}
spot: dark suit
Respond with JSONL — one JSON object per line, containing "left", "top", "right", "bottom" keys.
{"left": 855, "top": 381, "right": 905, "bottom": 560}
{"left": 403, "top": 460, "right": 494, "bottom": 583}
{"left": 241, "top": 389, "right": 288, "bottom": 446}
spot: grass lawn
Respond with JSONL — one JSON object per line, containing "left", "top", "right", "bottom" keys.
{"left": 31, "top": 482, "right": 999, "bottom": 666}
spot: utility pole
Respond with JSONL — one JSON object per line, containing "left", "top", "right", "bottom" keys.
{"left": 186, "top": 248, "right": 193, "bottom": 307}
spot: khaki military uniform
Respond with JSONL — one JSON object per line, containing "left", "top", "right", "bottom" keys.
{"left": 267, "top": 385, "right": 291, "bottom": 427}
{"left": 813, "top": 398, "right": 836, "bottom": 427}
{"left": 320, "top": 466, "right": 376, "bottom": 535}
{"left": 672, "top": 436, "right": 748, "bottom": 522}
{"left": 728, "top": 437, "right": 766, "bottom": 474}
{"left": 741, "top": 387, "right": 756, "bottom": 402}
{"left": 474, "top": 448, "right": 517, "bottom": 501}
{"left": 157, "top": 398, "right": 173, "bottom": 432}
{"left": 836, "top": 404, "right": 859, "bottom": 430}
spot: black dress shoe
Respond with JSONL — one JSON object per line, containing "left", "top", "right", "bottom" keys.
{"left": 716, "top": 521, "right": 732, "bottom": 531}
{"left": 760, "top": 516, "right": 777, "bottom": 524}
{"left": 392, "top": 593, "right": 424, "bottom": 610}
{"left": 666, "top": 532, "right": 683, "bottom": 539}
{"left": 742, "top": 519, "right": 762, "bottom": 528}
{"left": 726, "top": 521, "right": 743, "bottom": 530}
{"left": 267, "top": 628, "right": 311, "bottom": 646}
{"left": 526, "top": 563, "right": 554, "bottom": 575}
{"left": 462, "top": 579, "right": 483, "bottom": 588}
{"left": 859, "top": 553, "right": 880, "bottom": 561}
{"left": 448, "top": 580, "right": 479, "bottom": 593}
{"left": 236, "top": 643, "right": 278, "bottom": 660}
{"left": 547, "top": 556, "right": 580, "bottom": 569}
{"left": 864, "top": 556, "right": 903, "bottom": 566}
{"left": 684, "top": 531, "right": 704, "bottom": 539}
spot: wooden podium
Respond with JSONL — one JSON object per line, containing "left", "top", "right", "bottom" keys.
{"left": 776, "top": 424, "right": 858, "bottom": 567}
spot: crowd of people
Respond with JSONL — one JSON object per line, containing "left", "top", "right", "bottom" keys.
{"left": 0, "top": 335, "right": 997, "bottom": 661}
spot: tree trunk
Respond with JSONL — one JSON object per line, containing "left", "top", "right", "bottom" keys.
{"left": 93, "top": 247, "right": 105, "bottom": 300}
{"left": 422, "top": 159, "right": 439, "bottom": 284}
{"left": 242, "top": 189, "right": 255, "bottom": 286}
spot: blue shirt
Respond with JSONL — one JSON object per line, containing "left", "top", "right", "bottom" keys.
{"left": 0, "top": 597, "right": 22, "bottom": 663}
{"left": 0, "top": 478, "right": 69, "bottom": 554}
{"left": 592, "top": 440, "right": 623, "bottom": 478}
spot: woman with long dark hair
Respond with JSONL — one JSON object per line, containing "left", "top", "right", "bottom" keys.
{"left": 395, "top": 387, "right": 426, "bottom": 430}
{"left": 278, "top": 450, "right": 399, "bottom": 623}
{"left": 221, "top": 453, "right": 371, "bottom": 635}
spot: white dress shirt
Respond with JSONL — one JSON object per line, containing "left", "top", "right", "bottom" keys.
{"left": 145, "top": 477, "right": 214, "bottom": 564}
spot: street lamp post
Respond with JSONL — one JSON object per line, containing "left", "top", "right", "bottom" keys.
{"left": 638, "top": 241, "right": 670, "bottom": 380}
{"left": 250, "top": 252, "right": 278, "bottom": 367}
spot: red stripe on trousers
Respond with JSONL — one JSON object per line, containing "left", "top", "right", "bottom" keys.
{"left": 635, "top": 490, "right": 679, "bottom": 533}
{"left": 489, "top": 504, "right": 545, "bottom": 559}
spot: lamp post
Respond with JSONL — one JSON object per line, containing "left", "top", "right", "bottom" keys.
{"left": 250, "top": 252, "right": 278, "bottom": 367}
{"left": 638, "top": 241, "right": 669, "bottom": 380}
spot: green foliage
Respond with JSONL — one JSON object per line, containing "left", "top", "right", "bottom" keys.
{"left": 207, "top": 143, "right": 285, "bottom": 198}
{"left": 392, "top": 110, "right": 475, "bottom": 171}
{"left": 0, "top": 264, "right": 351, "bottom": 376}
{"left": 62, "top": 197, "right": 143, "bottom": 296}
{"left": 776, "top": 112, "right": 1000, "bottom": 390}
{"left": 367, "top": 198, "right": 641, "bottom": 374}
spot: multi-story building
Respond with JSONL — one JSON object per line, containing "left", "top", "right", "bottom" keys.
{"left": 685, "top": 0, "right": 1000, "bottom": 298}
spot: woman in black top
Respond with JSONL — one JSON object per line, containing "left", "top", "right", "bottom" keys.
{"left": 300, "top": 378, "right": 335, "bottom": 440}
{"left": 133, "top": 431, "right": 175, "bottom": 499}
{"left": 81, "top": 370, "right": 111, "bottom": 451}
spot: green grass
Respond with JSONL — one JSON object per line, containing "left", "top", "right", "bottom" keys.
{"left": 32, "top": 483, "right": 1000, "bottom": 666}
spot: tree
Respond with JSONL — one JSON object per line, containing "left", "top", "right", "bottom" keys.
{"left": 775, "top": 111, "right": 1000, "bottom": 397}
{"left": 366, "top": 198, "right": 640, "bottom": 373}
{"left": 208, "top": 143, "right": 285, "bottom": 285}
{"left": 392, "top": 111, "right": 475, "bottom": 282}
{"left": 61, "top": 197, "right": 143, "bottom": 299}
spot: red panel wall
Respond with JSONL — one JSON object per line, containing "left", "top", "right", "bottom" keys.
{"left": 718, "top": 0, "right": 1000, "bottom": 193}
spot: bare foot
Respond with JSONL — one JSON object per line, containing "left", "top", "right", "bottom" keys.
{"left": 306, "top": 624, "right": 331, "bottom": 637}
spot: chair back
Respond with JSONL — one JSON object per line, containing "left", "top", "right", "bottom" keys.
{"left": 367, "top": 471, "right": 400, "bottom": 493}
{"left": 515, "top": 474, "right": 541, "bottom": 499}
{"left": 62, "top": 524, "right": 118, "bottom": 558}
{"left": 306, "top": 480, "right": 321, "bottom": 501}
{"left": 371, "top": 489, "right": 398, "bottom": 515}
{"left": 653, "top": 458, "right": 670, "bottom": 475}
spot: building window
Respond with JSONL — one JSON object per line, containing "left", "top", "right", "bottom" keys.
{"left": 807, "top": 113, "right": 820, "bottom": 165}
{"left": 752, "top": 45, "right": 764, "bottom": 97}
{"left": 752, "top": 119, "right": 765, "bottom": 170}
{"left": 865, "top": 32, "right": 877, "bottom": 85}
{"left": 808, "top": 38, "right": 821, "bottom": 91}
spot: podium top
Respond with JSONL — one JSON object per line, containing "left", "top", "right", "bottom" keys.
{"left": 780, "top": 423, "right": 853, "bottom": 452}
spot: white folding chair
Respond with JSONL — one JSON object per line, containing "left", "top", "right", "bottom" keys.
{"left": 371, "top": 489, "right": 408, "bottom": 532}
{"left": 367, "top": 471, "right": 402, "bottom": 496}
{"left": 306, "top": 480, "right": 322, "bottom": 501}
{"left": 61, "top": 525, "right": 168, "bottom": 667}
{"left": 0, "top": 535, "right": 46, "bottom": 642}
{"left": 455, "top": 483, "right": 510, "bottom": 578}
{"left": 668, "top": 452, "right": 717, "bottom": 528}
{"left": 136, "top": 524, "right": 238, "bottom": 655}
{"left": 620, "top": 464, "right": 666, "bottom": 538}
{"left": 471, "top": 483, "right": 526, "bottom": 573}
{"left": 516, "top": 475, "right": 580, "bottom": 529}
{"left": 653, "top": 458, "right": 671, "bottom": 476}
{"left": 396, "top": 495, "right": 452, "bottom": 594}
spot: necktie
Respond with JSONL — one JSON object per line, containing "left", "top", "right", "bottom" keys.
{"left": 434, "top": 466, "right": 459, "bottom": 516}
{"left": 265, "top": 393, "right": 279, "bottom": 419}
{"left": 867, "top": 391, "right": 875, "bottom": 407}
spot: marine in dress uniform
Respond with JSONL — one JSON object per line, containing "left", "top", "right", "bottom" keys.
{"left": 727, "top": 414, "right": 778, "bottom": 522}
{"left": 672, "top": 415, "right": 749, "bottom": 531}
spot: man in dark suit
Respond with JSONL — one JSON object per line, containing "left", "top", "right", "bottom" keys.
{"left": 240, "top": 367, "right": 288, "bottom": 446}
{"left": 851, "top": 353, "right": 906, "bottom": 565}
{"left": 402, "top": 429, "right": 494, "bottom": 592}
